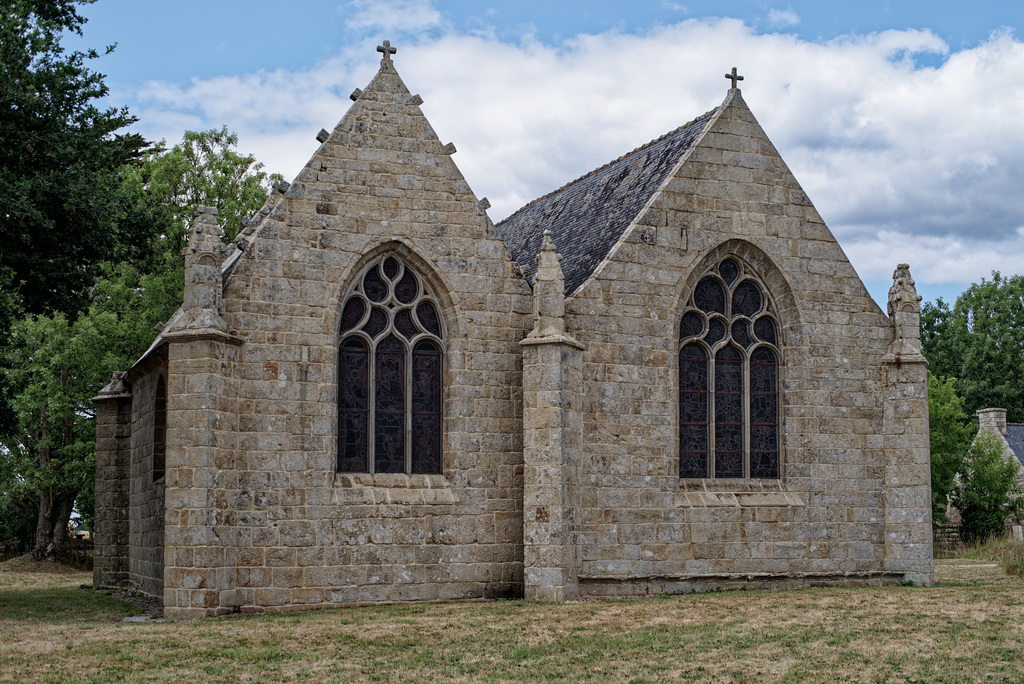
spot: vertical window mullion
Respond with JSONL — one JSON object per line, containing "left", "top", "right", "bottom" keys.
{"left": 368, "top": 344, "right": 376, "bottom": 473}
{"left": 708, "top": 354, "right": 716, "bottom": 478}
{"left": 405, "top": 343, "right": 413, "bottom": 474}
{"left": 743, "top": 354, "right": 750, "bottom": 479}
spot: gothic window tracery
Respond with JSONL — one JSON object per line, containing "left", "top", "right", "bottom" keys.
{"left": 679, "top": 257, "right": 780, "bottom": 479}
{"left": 338, "top": 256, "right": 444, "bottom": 474}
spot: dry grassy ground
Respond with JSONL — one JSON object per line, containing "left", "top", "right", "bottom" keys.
{"left": 1, "top": 556, "right": 1023, "bottom": 683}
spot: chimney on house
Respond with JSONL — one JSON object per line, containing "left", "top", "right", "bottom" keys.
{"left": 977, "top": 408, "right": 1008, "bottom": 435}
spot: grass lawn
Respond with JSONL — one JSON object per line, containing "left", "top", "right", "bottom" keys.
{"left": 2, "top": 556, "right": 1023, "bottom": 683}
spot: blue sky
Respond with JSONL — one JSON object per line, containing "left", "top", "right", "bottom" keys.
{"left": 68, "top": 1, "right": 1024, "bottom": 307}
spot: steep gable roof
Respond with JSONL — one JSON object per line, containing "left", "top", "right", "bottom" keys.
{"left": 495, "top": 110, "right": 715, "bottom": 295}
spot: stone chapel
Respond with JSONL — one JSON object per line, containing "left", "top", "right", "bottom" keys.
{"left": 92, "top": 44, "right": 933, "bottom": 620}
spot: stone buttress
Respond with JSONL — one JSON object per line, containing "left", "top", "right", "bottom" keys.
{"left": 521, "top": 231, "right": 585, "bottom": 600}
{"left": 162, "top": 207, "right": 245, "bottom": 619}
{"left": 91, "top": 371, "right": 133, "bottom": 588}
{"left": 881, "top": 264, "right": 933, "bottom": 585}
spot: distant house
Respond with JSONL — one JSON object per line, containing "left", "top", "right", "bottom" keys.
{"left": 972, "top": 408, "right": 1024, "bottom": 539}
{"left": 975, "top": 409, "right": 1024, "bottom": 475}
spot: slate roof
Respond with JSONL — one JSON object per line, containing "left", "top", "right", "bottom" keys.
{"left": 495, "top": 110, "right": 716, "bottom": 295}
{"left": 1007, "top": 424, "right": 1024, "bottom": 467}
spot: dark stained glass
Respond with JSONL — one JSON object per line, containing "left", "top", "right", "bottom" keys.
{"left": 706, "top": 318, "right": 726, "bottom": 345}
{"left": 394, "top": 308, "right": 417, "bottom": 340}
{"left": 363, "top": 266, "right": 388, "bottom": 302}
{"left": 338, "top": 338, "right": 369, "bottom": 472}
{"left": 374, "top": 336, "right": 406, "bottom": 474}
{"left": 732, "top": 320, "right": 752, "bottom": 348}
{"left": 750, "top": 347, "right": 779, "bottom": 478}
{"left": 679, "top": 344, "right": 708, "bottom": 478}
{"left": 416, "top": 301, "right": 442, "bottom": 337}
{"left": 679, "top": 258, "right": 780, "bottom": 481}
{"left": 693, "top": 277, "right": 726, "bottom": 314}
{"left": 680, "top": 312, "right": 704, "bottom": 339}
{"left": 363, "top": 307, "right": 388, "bottom": 339}
{"left": 733, "top": 280, "right": 763, "bottom": 317}
{"left": 382, "top": 257, "right": 400, "bottom": 279}
{"left": 750, "top": 451, "right": 779, "bottom": 479}
{"left": 153, "top": 376, "right": 166, "bottom": 481}
{"left": 754, "top": 316, "right": 777, "bottom": 345}
{"left": 412, "top": 340, "right": 443, "bottom": 474}
{"left": 339, "top": 298, "right": 366, "bottom": 334}
{"left": 395, "top": 270, "right": 418, "bottom": 304}
{"left": 719, "top": 258, "right": 740, "bottom": 285}
{"left": 714, "top": 346, "right": 744, "bottom": 478}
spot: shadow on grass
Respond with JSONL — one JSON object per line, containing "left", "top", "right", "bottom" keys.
{"left": 0, "top": 585, "right": 137, "bottom": 624}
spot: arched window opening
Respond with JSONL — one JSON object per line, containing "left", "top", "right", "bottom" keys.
{"left": 153, "top": 375, "right": 166, "bottom": 482}
{"left": 679, "top": 257, "right": 781, "bottom": 479}
{"left": 338, "top": 256, "right": 444, "bottom": 474}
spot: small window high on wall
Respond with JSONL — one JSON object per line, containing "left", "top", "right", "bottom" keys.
{"left": 679, "top": 257, "right": 781, "bottom": 479}
{"left": 338, "top": 255, "right": 444, "bottom": 474}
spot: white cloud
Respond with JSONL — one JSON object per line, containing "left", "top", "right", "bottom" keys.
{"left": 126, "top": 20, "right": 1024, "bottom": 295}
{"left": 767, "top": 8, "right": 800, "bottom": 28}
{"left": 342, "top": 0, "right": 442, "bottom": 34}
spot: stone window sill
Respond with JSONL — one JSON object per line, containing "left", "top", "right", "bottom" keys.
{"left": 676, "top": 490, "right": 804, "bottom": 507}
{"left": 333, "top": 473, "right": 459, "bottom": 505}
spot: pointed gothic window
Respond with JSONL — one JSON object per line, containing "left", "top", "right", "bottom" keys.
{"left": 338, "top": 256, "right": 444, "bottom": 474}
{"left": 679, "top": 257, "right": 780, "bottom": 479}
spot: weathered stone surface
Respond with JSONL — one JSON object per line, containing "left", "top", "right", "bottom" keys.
{"left": 93, "top": 55, "right": 932, "bottom": 619}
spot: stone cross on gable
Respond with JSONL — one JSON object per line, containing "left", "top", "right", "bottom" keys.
{"left": 725, "top": 67, "right": 744, "bottom": 88}
{"left": 377, "top": 40, "right": 397, "bottom": 62}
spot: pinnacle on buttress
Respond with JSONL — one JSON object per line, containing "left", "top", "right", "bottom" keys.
{"left": 186, "top": 205, "right": 226, "bottom": 263}
{"left": 887, "top": 263, "right": 922, "bottom": 319}
{"left": 887, "top": 263, "right": 924, "bottom": 356}
{"left": 528, "top": 230, "right": 567, "bottom": 339}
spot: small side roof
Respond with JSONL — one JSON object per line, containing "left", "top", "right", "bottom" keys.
{"left": 1006, "top": 424, "right": 1024, "bottom": 467}
{"left": 495, "top": 110, "right": 715, "bottom": 295}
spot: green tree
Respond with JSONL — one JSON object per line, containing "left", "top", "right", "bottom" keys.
{"left": 128, "top": 127, "right": 281, "bottom": 273}
{"left": 0, "top": 0, "right": 148, "bottom": 320}
{"left": 951, "top": 432, "right": 1024, "bottom": 544}
{"left": 0, "top": 265, "right": 178, "bottom": 556}
{"left": 921, "top": 272, "right": 1024, "bottom": 422}
{"left": 928, "top": 372, "right": 974, "bottom": 524}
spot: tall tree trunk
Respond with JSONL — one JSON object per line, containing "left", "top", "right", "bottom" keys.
{"left": 33, "top": 488, "right": 55, "bottom": 558}
{"left": 32, "top": 490, "right": 75, "bottom": 558}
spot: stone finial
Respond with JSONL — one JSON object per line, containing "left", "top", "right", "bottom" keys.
{"left": 94, "top": 371, "right": 130, "bottom": 399}
{"left": 171, "top": 206, "right": 229, "bottom": 334}
{"left": 528, "top": 230, "right": 567, "bottom": 339}
{"left": 887, "top": 263, "right": 923, "bottom": 319}
{"left": 887, "top": 263, "right": 924, "bottom": 356}
{"left": 725, "top": 67, "right": 744, "bottom": 89}
{"left": 377, "top": 40, "right": 397, "bottom": 62}
{"left": 186, "top": 206, "right": 226, "bottom": 260}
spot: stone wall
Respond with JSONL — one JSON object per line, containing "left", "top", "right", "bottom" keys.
{"left": 103, "top": 61, "right": 932, "bottom": 617}
{"left": 127, "top": 362, "right": 166, "bottom": 598}
{"left": 92, "top": 374, "right": 132, "bottom": 588}
{"left": 556, "top": 89, "right": 932, "bottom": 594}
{"left": 160, "top": 58, "right": 532, "bottom": 619}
